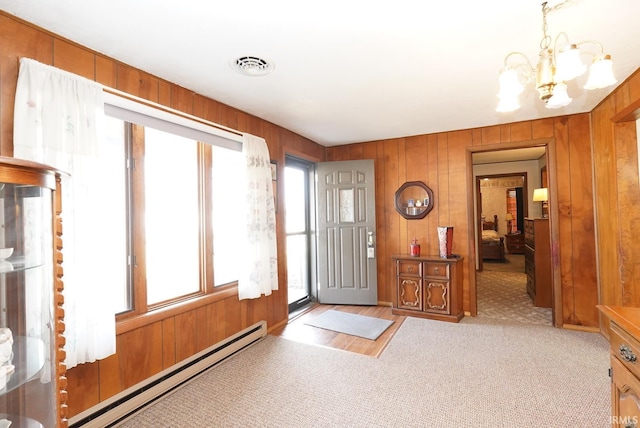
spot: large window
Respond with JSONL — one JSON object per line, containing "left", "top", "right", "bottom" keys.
{"left": 105, "top": 97, "right": 244, "bottom": 317}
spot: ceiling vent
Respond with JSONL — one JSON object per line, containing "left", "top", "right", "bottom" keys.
{"left": 231, "top": 56, "right": 274, "bottom": 76}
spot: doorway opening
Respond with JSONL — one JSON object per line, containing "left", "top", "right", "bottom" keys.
{"left": 469, "top": 144, "right": 555, "bottom": 326}
{"left": 284, "top": 156, "right": 316, "bottom": 313}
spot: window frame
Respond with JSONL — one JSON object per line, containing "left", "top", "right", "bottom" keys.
{"left": 103, "top": 91, "right": 245, "bottom": 325}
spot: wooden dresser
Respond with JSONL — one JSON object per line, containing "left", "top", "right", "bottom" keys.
{"left": 391, "top": 255, "right": 463, "bottom": 323}
{"left": 524, "top": 218, "right": 551, "bottom": 308}
{"left": 598, "top": 306, "right": 640, "bottom": 428}
{"left": 505, "top": 233, "right": 525, "bottom": 254}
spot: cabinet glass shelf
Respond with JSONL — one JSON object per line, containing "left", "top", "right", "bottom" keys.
{"left": 1, "top": 336, "right": 45, "bottom": 395}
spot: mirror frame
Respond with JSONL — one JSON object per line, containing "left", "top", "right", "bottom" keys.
{"left": 394, "top": 181, "right": 434, "bottom": 219}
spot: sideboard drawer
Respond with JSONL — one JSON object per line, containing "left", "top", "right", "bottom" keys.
{"left": 423, "top": 262, "right": 449, "bottom": 279}
{"left": 397, "top": 259, "right": 422, "bottom": 276}
{"left": 611, "top": 321, "right": 640, "bottom": 380}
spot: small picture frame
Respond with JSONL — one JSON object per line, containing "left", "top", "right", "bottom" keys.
{"left": 270, "top": 161, "right": 277, "bottom": 181}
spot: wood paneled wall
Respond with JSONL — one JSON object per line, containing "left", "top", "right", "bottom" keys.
{"left": 592, "top": 69, "right": 640, "bottom": 308}
{"left": 0, "top": 12, "right": 325, "bottom": 417}
{"left": 327, "top": 114, "right": 599, "bottom": 328}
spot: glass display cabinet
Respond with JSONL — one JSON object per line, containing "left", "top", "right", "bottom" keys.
{"left": 0, "top": 157, "right": 66, "bottom": 428}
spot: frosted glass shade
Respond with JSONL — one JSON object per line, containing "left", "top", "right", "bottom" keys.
{"left": 584, "top": 56, "right": 617, "bottom": 90}
{"left": 545, "top": 83, "right": 572, "bottom": 109}
{"left": 555, "top": 44, "right": 586, "bottom": 82}
{"left": 498, "top": 68, "right": 524, "bottom": 98}
{"left": 496, "top": 95, "right": 520, "bottom": 113}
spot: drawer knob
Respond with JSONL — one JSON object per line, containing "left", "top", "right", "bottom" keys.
{"left": 434, "top": 267, "right": 440, "bottom": 274}
{"left": 620, "top": 344, "right": 637, "bottom": 363}
{"left": 408, "top": 266, "right": 413, "bottom": 273}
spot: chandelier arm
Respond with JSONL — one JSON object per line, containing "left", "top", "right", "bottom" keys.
{"left": 574, "top": 40, "right": 606, "bottom": 57}
{"left": 503, "top": 51, "right": 534, "bottom": 76}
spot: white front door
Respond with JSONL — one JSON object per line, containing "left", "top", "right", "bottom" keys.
{"left": 316, "top": 160, "right": 377, "bottom": 305}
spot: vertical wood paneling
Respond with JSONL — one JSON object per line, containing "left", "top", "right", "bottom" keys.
{"left": 510, "top": 121, "right": 532, "bottom": 142}
{"left": 97, "top": 353, "right": 121, "bottom": 400}
{"left": 500, "top": 124, "right": 511, "bottom": 143}
{"left": 532, "top": 118, "right": 555, "bottom": 139}
{"left": 481, "top": 126, "right": 500, "bottom": 145}
{"left": 158, "top": 79, "right": 171, "bottom": 107}
{"left": 170, "top": 85, "right": 194, "bottom": 115}
{"left": 471, "top": 129, "right": 482, "bottom": 146}
{"left": 118, "top": 322, "right": 164, "bottom": 390}
{"left": 53, "top": 39, "right": 95, "bottom": 79}
{"left": 437, "top": 133, "right": 450, "bottom": 226}
{"left": 383, "top": 139, "right": 400, "bottom": 303}
{"left": 553, "top": 117, "right": 574, "bottom": 324}
{"left": 592, "top": 97, "right": 620, "bottom": 306}
{"left": 628, "top": 72, "right": 640, "bottom": 102}
{"left": 426, "top": 134, "right": 440, "bottom": 255}
{"left": 615, "top": 121, "right": 640, "bottom": 305}
{"left": 196, "top": 306, "right": 209, "bottom": 352}
{"left": 404, "top": 135, "right": 428, "bottom": 255}
{"left": 162, "top": 318, "right": 176, "bottom": 367}
{"left": 212, "top": 299, "right": 227, "bottom": 343}
{"left": 224, "top": 295, "right": 243, "bottom": 337}
{"left": 95, "top": 55, "right": 117, "bottom": 87}
{"left": 116, "top": 64, "right": 159, "bottom": 102}
{"left": 567, "top": 114, "right": 598, "bottom": 326}
{"left": 0, "top": 15, "right": 53, "bottom": 156}
{"left": 65, "top": 359, "right": 100, "bottom": 417}
{"left": 175, "top": 310, "right": 198, "bottom": 362}
{"left": 448, "top": 130, "right": 471, "bottom": 306}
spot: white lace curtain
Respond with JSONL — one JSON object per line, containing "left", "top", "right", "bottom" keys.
{"left": 13, "top": 58, "right": 116, "bottom": 368}
{"left": 238, "top": 134, "right": 278, "bottom": 300}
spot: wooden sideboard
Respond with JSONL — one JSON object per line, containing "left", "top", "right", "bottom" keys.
{"left": 391, "top": 255, "right": 463, "bottom": 323}
{"left": 524, "top": 218, "right": 552, "bottom": 308}
{"left": 598, "top": 305, "right": 640, "bottom": 428}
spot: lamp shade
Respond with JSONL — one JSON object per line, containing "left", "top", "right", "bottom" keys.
{"left": 532, "top": 188, "right": 548, "bottom": 202}
{"left": 555, "top": 44, "right": 587, "bottom": 82}
{"left": 546, "top": 83, "right": 572, "bottom": 109}
{"left": 584, "top": 55, "right": 617, "bottom": 90}
{"left": 505, "top": 212, "right": 514, "bottom": 220}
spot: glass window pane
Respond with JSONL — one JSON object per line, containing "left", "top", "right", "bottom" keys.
{"left": 286, "top": 234, "right": 309, "bottom": 304}
{"left": 145, "top": 127, "right": 200, "bottom": 304}
{"left": 211, "top": 146, "right": 243, "bottom": 286}
{"left": 285, "top": 167, "right": 306, "bottom": 233}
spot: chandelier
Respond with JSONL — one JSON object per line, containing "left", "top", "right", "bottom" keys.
{"left": 497, "top": 1, "right": 617, "bottom": 112}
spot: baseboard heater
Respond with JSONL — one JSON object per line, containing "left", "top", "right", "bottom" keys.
{"left": 69, "top": 320, "right": 267, "bottom": 427}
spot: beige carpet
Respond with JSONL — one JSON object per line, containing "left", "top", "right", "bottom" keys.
{"left": 477, "top": 255, "right": 552, "bottom": 326}
{"left": 483, "top": 253, "right": 525, "bottom": 273}
{"left": 117, "top": 316, "right": 610, "bottom": 427}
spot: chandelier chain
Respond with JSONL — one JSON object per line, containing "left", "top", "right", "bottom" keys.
{"left": 539, "top": 1, "right": 575, "bottom": 51}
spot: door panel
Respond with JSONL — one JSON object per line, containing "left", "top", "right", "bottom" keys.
{"left": 317, "top": 160, "right": 377, "bottom": 305}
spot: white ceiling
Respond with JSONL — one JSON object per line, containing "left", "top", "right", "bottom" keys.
{"left": 1, "top": 0, "right": 640, "bottom": 147}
